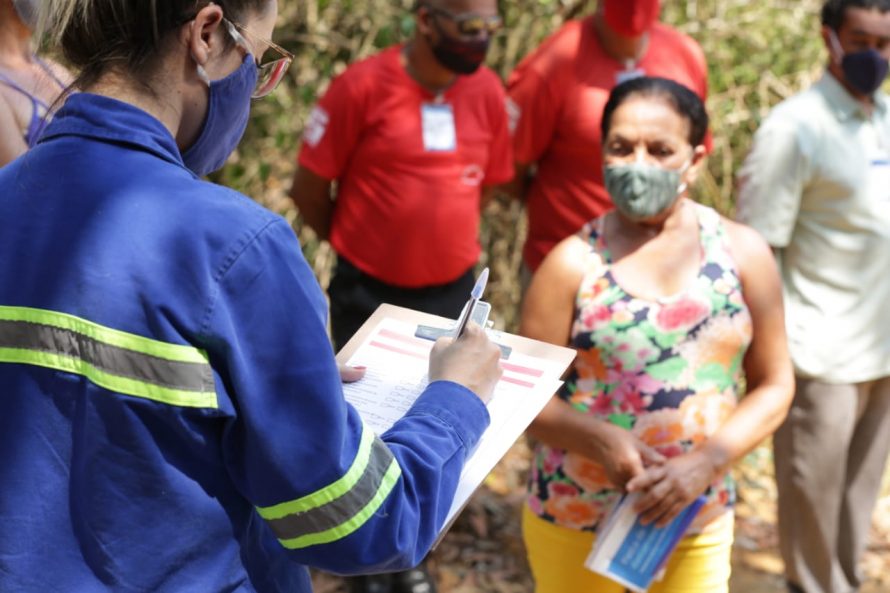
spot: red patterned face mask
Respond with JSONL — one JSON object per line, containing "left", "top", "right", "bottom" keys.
{"left": 602, "top": 0, "right": 661, "bottom": 37}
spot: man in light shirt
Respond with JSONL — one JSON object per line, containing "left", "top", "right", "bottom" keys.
{"left": 736, "top": 1, "right": 890, "bottom": 592}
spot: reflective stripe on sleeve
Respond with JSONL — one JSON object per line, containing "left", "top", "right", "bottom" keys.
{"left": 257, "top": 425, "right": 403, "bottom": 550}
{"left": 0, "top": 306, "right": 217, "bottom": 408}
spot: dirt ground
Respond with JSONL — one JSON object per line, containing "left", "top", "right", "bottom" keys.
{"left": 311, "top": 440, "right": 890, "bottom": 593}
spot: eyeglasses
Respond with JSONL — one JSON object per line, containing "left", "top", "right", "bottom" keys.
{"left": 426, "top": 6, "right": 503, "bottom": 37}
{"left": 224, "top": 19, "right": 293, "bottom": 99}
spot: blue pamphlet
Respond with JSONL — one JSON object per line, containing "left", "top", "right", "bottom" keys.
{"left": 584, "top": 492, "right": 706, "bottom": 592}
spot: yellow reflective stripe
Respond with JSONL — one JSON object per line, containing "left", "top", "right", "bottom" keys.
{"left": 0, "top": 306, "right": 209, "bottom": 364}
{"left": 277, "top": 459, "right": 402, "bottom": 550}
{"left": 257, "top": 426, "right": 376, "bottom": 520}
{"left": 0, "top": 348, "right": 217, "bottom": 409}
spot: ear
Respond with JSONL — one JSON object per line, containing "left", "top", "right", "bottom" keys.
{"left": 185, "top": 4, "right": 226, "bottom": 68}
{"left": 682, "top": 143, "right": 708, "bottom": 186}
{"left": 821, "top": 25, "right": 840, "bottom": 63}
{"left": 691, "top": 143, "right": 707, "bottom": 166}
{"left": 415, "top": 5, "right": 435, "bottom": 37}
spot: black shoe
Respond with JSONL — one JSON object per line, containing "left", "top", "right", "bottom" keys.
{"left": 392, "top": 566, "right": 437, "bottom": 593}
{"left": 348, "top": 574, "right": 394, "bottom": 593}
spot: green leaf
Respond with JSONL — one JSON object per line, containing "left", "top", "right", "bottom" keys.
{"left": 645, "top": 357, "right": 688, "bottom": 383}
{"left": 608, "top": 413, "right": 634, "bottom": 430}
{"left": 694, "top": 363, "right": 734, "bottom": 391}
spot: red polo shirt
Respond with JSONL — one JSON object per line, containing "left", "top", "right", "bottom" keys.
{"left": 508, "top": 18, "right": 709, "bottom": 271}
{"left": 298, "top": 45, "right": 513, "bottom": 288}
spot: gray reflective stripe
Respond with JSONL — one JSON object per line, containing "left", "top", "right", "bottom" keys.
{"left": 264, "top": 437, "right": 396, "bottom": 541}
{"left": 0, "top": 318, "right": 214, "bottom": 393}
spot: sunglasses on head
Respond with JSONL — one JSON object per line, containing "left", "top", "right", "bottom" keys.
{"left": 425, "top": 6, "right": 503, "bottom": 37}
{"left": 224, "top": 19, "right": 293, "bottom": 99}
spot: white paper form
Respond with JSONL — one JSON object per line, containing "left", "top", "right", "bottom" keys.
{"left": 341, "top": 317, "right": 566, "bottom": 528}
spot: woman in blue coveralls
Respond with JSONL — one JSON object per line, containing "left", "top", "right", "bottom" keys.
{"left": 0, "top": 1, "right": 503, "bottom": 593}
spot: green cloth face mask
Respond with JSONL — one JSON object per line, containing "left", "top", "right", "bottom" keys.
{"left": 604, "top": 160, "right": 689, "bottom": 221}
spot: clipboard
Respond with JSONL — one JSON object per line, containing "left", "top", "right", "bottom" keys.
{"left": 335, "top": 304, "right": 576, "bottom": 546}
{"left": 336, "top": 304, "right": 573, "bottom": 366}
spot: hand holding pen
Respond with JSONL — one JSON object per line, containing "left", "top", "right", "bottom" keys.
{"left": 428, "top": 267, "right": 502, "bottom": 403}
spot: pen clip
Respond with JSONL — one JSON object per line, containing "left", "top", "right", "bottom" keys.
{"left": 452, "top": 298, "right": 476, "bottom": 339}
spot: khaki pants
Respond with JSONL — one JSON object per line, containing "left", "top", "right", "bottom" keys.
{"left": 774, "top": 376, "right": 890, "bottom": 593}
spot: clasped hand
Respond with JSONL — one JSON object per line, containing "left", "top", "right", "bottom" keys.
{"left": 592, "top": 422, "right": 665, "bottom": 488}
{"left": 590, "top": 424, "right": 716, "bottom": 527}
{"left": 626, "top": 449, "right": 718, "bottom": 527}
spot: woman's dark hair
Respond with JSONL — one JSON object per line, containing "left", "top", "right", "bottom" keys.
{"left": 600, "top": 76, "right": 709, "bottom": 147}
{"left": 40, "top": 0, "right": 270, "bottom": 90}
{"left": 822, "top": 0, "right": 890, "bottom": 31}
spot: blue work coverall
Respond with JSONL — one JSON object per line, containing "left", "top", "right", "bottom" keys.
{"left": 0, "top": 93, "right": 490, "bottom": 593}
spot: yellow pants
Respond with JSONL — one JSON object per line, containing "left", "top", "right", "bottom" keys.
{"left": 522, "top": 505, "right": 733, "bottom": 593}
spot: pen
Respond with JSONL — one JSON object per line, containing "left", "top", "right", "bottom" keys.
{"left": 453, "top": 267, "right": 489, "bottom": 339}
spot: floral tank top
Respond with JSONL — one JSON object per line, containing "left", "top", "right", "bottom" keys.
{"left": 527, "top": 203, "right": 753, "bottom": 534}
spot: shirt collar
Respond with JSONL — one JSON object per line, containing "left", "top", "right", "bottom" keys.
{"left": 817, "top": 70, "right": 889, "bottom": 121}
{"left": 39, "top": 93, "right": 188, "bottom": 169}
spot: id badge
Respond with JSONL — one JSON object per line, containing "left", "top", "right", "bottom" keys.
{"left": 421, "top": 103, "right": 457, "bottom": 152}
{"left": 869, "top": 156, "right": 890, "bottom": 202}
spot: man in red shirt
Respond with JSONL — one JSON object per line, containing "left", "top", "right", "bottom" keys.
{"left": 292, "top": 0, "right": 512, "bottom": 356}
{"left": 290, "top": 3, "right": 511, "bottom": 589}
{"left": 507, "top": 0, "right": 708, "bottom": 276}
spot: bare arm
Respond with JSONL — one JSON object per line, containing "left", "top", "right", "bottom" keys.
{"left": 521, "top": 237, "right": 664, "bottom": 487}
{"left": 289, "top": 166, "right": 335, "bottom": 241}
{"left": 0, "top": 96, "right": 27, "bottom": 167}
{"left": 629, "top": 220, "right": 794, "bottom": 525}
{"left": 519, "top": 236, "right": 582, "bottom": 347}
{"left": 697, "top": 221, "right": 794, "bottom": 472}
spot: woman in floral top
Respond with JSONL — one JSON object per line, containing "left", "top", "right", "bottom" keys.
{"left": 520, "top": 77, "right": 794, "bottom": 593}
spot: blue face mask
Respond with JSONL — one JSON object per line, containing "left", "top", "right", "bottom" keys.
{"left": 830, "top": 30, "right": 889, "bottom": 96}
{"left": 182, "top": 54, "right": 258, "bottom": 177}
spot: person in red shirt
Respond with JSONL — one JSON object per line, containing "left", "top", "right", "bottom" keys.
{"left": 292, "top": 0, "right": 512, "bottom": 354}
{"left": 290, "top": 1, "right": 512, "bottom": 590}
{"left": 506, "top": 0, "right": 708, "bottom": 277}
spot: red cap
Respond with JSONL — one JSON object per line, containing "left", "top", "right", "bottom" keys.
{"left": 602, "top": 0, "right": 661, "bottom": 38}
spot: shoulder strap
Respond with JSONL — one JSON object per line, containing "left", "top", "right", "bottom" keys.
{"left": 0, "top": 71, "right": 45, "bottom": 110}
{"left": 577, "top": 216, "right": 610, "bottom": 277}
{"left": 35, "top": 57, "right": 67, "bottom": 91}
{"left": 693, "top": 202, "right": 739, "bottom": 271}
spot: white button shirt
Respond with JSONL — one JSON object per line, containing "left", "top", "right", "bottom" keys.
{"left": 737, "top": 72, "right": 890, "bottom": 383}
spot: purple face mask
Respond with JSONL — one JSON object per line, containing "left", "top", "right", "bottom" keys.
{"left": 830, "top": 30, "right": 890, "bottom": 95}
{"left": 182, "top": 54, "right": 258, "bottom": 177}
